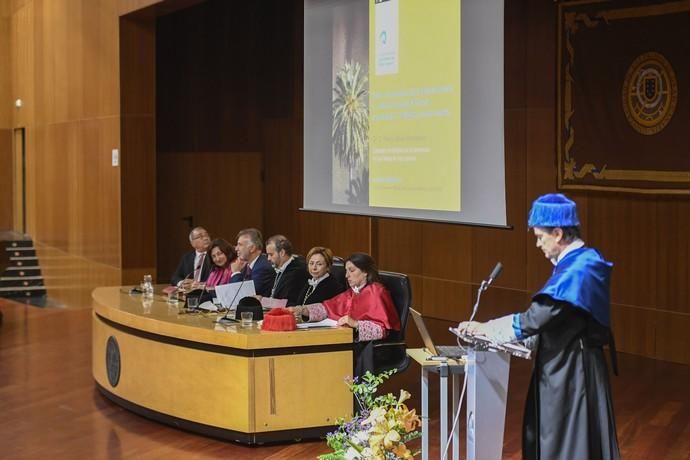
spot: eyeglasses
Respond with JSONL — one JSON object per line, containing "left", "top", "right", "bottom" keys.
{"left": 191, "top": 233, "right": 209, "bottom": 240}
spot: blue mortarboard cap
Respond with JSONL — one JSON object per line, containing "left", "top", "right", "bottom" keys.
{"left": 528, "top": 193, "right": 580, "bottom": 228}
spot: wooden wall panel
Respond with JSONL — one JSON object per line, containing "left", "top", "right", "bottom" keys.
{"left": 155, "top": 151, "right": 263, "bottom": 283}
{"left": 419, "top": 222, "right": 472, "bottom": 282}
{"left": 9, "top": 0, "right": 32, "bottom": 127}
{"left": 8, "top": 0, "right": 124, "bottom": 303}
{"left": 120, "top": 114, "right": 155, "bottom": 281}
{"left": 0, "top": 130, "right": 11, "bottom": 230}
{"left": 0, "top": 6, "right": 11, "bottom": 230}
{"left": 261, "top": 118, "right": 302, "bottom": 243}
{"left": 655, "top": 199, "right": 690, "bottom": 314}
{"left": 377, "top": 218, "right": 422, "bottom": 276}
{"left": 73, "top": 117, "right": 121, "bottom": 265}
{"left": 120, "top": 13, "right": 155, "bottom": 284}
{"left": 588, "top": 197, "right": 658, "bottom": 309}
{"left": 297, "top": 211, "right": 371, "bottom": 261}
{"left": 611, "top": 304, "right": 656, "bottom": 361}
{"left": 0, "top": 10, "right": 10, "bottom": 129}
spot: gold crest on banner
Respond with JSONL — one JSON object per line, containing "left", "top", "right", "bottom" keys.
{"left": 622, "top": 52, "right": 678, "bottom": 136}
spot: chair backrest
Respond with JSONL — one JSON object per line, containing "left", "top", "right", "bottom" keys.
{"left": 377, "top": 271, "right": 411, "bottom": 342}
{"left": 331, "top": 256, "right": 346, "bottom": 287}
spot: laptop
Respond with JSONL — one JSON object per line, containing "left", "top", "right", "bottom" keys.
{"left": 410, "top": 308, "right": 465, "bottom": 359}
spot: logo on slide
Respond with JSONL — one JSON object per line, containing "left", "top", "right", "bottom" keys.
{"left": 379, "top": 31, "right": 387, "bottom": 45}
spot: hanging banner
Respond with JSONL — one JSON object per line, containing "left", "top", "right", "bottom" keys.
{"left": 558, "top": 0, "right": 690, "bottom": 193}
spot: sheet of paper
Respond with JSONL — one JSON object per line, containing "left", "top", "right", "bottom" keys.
{"left": 215, "top": 280, "right": 256, "bottom": 307}
{"left": 198, "top": 301, "right": 218, "bottom": 312}
{"left": 296, "top": 318, "right": 338, "bottom": 329}
{"left": 261, "top": 297, "right": 288, "bottom": 309}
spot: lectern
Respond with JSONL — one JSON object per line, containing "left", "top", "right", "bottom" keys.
{"left": 408, "top": 335, "right": 530, "bottom": 460}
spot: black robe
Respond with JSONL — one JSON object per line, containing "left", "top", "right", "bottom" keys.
{"left": 270, "top": 257, "right": 310, "bottom": 306}
{"left": 293, "top": 274, "right": 345, "bottom": 306}
{"left": 519, "top": 295, "right": 620, "bottom": 460}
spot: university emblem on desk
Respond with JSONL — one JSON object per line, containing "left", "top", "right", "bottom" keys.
{"left": 105, "top": 336, "right": 121, "bottom": 387}
{"left": 622, "top": 52, "right": 677, "bottom": 136}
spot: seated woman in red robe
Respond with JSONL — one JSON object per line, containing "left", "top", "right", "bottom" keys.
{"left": 290, "top": 252, "right": 400, "bottom": 376}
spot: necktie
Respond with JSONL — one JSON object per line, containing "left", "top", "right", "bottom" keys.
{"left": 194, "top": 254, "right": 205, "bottom": 282}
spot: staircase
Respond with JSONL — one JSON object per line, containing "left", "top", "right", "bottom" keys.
{"left": 0, "top": 232, "right": 47, "bottom": 303}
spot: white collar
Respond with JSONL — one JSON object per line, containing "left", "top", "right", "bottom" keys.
{"left": 276, "top": 255, "right": 295, "bottom": 273}
{"left": 308, "top": 272, "right": 329, "bottom": 286}
{"left": 351, "top": 282, "right": 367, "bottom": 295}
{"left": 554, "top": 239, "right": 585, "bottom": 265}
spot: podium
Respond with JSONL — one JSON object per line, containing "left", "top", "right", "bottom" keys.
{"left": 408, "top": 338, "right": 530, "bottom": 460}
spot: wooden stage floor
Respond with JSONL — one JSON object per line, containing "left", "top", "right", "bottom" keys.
{"left": 1, "top": 298, "right": 689, "bottom": 459}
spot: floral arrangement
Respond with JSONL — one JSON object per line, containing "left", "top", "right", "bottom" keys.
{"left": 319, "top": 370, "right": 421, "bottom": 460}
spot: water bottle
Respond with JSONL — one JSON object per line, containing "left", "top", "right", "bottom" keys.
{"left": 142, "top": 274, "right": 154, "bottom": 299}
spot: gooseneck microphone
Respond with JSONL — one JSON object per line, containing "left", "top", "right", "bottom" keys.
{"left": 486, "top": 262, "right": 503, "bottom": 287}
{"left": 469, "top": 262, "right": 503, "bottom": 322}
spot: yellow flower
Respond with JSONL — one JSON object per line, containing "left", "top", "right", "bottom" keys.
{"left": 392, "top": 442, "right": 414, "bottom": 459}
{"left": 401, "top": 407, "right": 421, "bottom": 432}
{"left": 398, "top": 389, "right": 411, "bottom": 405}
{"left": 363, "top": 407, "right": 387, "bottom": 426}
{"left": 368, "top": 431, "right": 384, "bottom": 450}
{"left": 383, "top": 429, "right": 401, "bottom": 448}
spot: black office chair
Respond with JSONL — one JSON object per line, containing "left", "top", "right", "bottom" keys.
{"left": 372, "top": 271, "right": 412, "bottom": 374}
{"left": 331, "top": 256, "right": 346, "bottom": 287}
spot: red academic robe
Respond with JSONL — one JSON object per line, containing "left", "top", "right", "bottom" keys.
{"left": 323, "top": 282, "right": 400, "bottom": 333}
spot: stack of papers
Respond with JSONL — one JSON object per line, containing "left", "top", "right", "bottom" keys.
{"left": 296, "top": 318, "right": 338, "bottom": 329}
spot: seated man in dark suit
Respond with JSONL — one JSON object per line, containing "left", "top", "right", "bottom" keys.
{"left": 170, "top": 226, "right": 212, "bottom": 289}
{"left": 264, "top": 235, "right": 309, "bottom": 306}
{"left": 231, "top": 228, "right": 275, "bottom": 297}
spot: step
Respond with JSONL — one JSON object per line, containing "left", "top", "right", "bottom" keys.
{"left": 1, "top": 291, "right": 48, "bottom": 299}
{"left": 0, "top": 240, "right": 33, "bottom": 249}
{"left": 0, "top": 275, "right": 44, "bottom": 281}
{"left": 0, "top": 279, "right": 45, "bottom": 288}
{"left": 9, "top": 256, "right": 38, "bottom": 261}
{"left": 5, "top": 266, "right": 42, "bottom": 273}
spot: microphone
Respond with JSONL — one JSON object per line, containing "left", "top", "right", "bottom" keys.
{"left": 468, "top": 261, "right": 503, "bottom": 322}
{"left": 486, "top": 262, "right": 503, "bottom": 287}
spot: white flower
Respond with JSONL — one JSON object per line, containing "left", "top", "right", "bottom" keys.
{"left": 353, "top": 430, "right": 370, "bottom": 444}
{"left": 344, "top": 447, "right": 362, "bottom": 460}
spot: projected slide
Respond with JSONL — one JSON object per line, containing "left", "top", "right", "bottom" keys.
{"left": 369, "top": 0, "right": 461, "bottom": 211}
{"left": 304, "top": 0, "right": 507, "bottom": 227}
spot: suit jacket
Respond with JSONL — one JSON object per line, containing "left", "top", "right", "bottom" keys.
{"left": 230, "top": 253, "right": 275, "bottom": 297}
{"left": 171, "top": 251, "right": 211, "bottom": 285}
{"left": 271, "top": 257, "right": 309, "bottom": 306}
{"left": 294, "top": 273, "right": 345, "bottom": 306}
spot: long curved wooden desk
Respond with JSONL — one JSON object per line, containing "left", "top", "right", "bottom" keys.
{"left": 92, "top": 287, "right": 353, "bottom": 444}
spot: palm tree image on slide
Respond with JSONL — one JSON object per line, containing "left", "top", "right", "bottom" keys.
{"left": 332, "top": 60, "right": 369, "bottom": 205}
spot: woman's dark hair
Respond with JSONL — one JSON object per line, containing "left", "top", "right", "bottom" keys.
{"left": 345, "top": 252, "right": 379, "bottom": 284}
{"left": 207, "top": 238, "right": 237, "bottom": 268}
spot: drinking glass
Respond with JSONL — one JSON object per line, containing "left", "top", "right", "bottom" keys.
{"left": 240, "top": 311, "right": 253, "bottom": 328}
{"left": 187, "top": 297, "right": 199, "bottom": 310}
